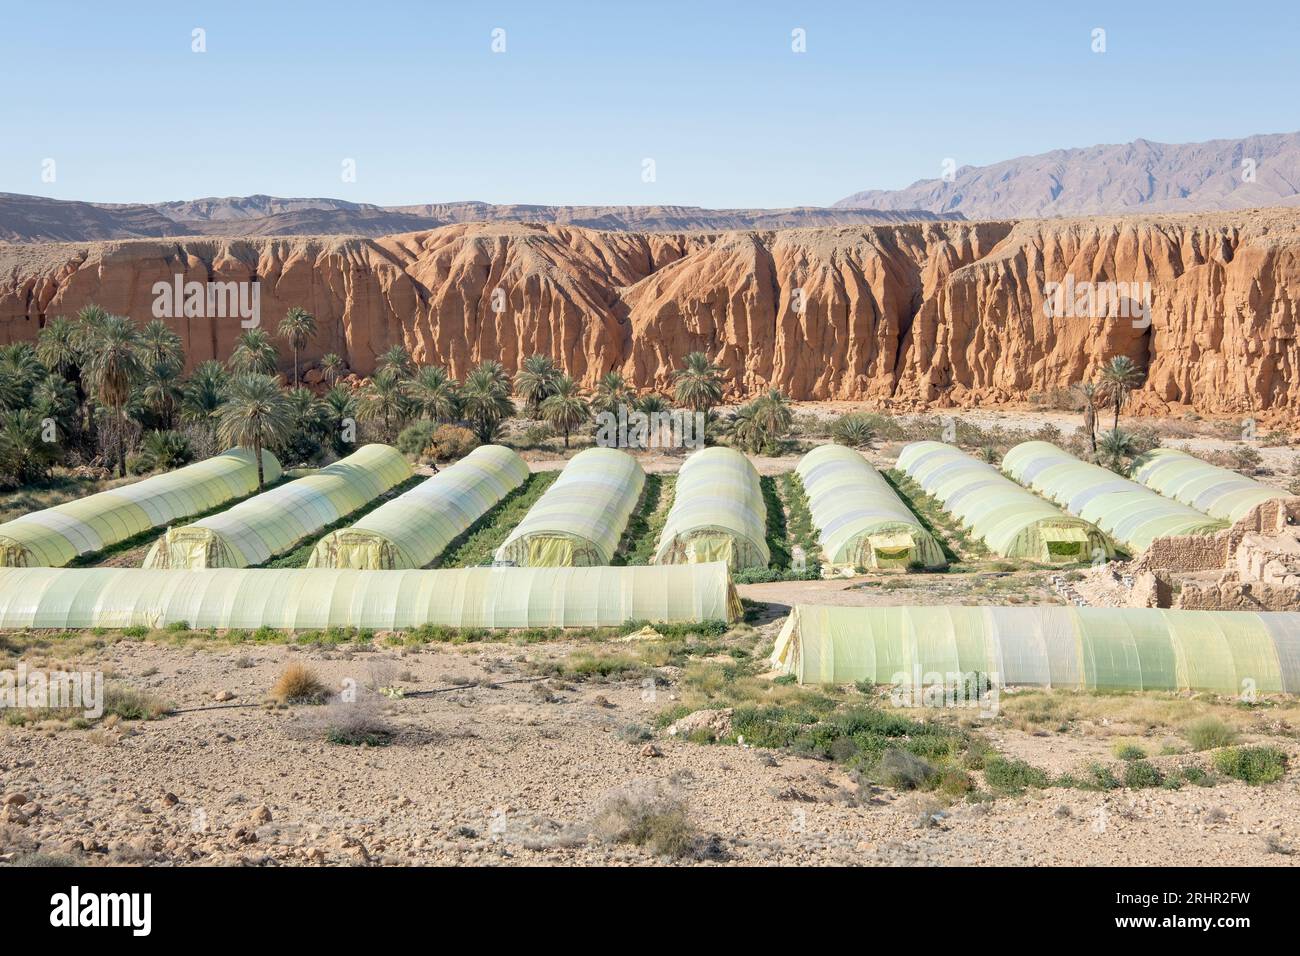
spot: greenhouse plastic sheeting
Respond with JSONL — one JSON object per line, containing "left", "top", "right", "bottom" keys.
{"left": 896, "top": 441, "right": 1111, "bottom": 563}
{"left": 0, "top": 564, "right": 739, "bottom": 630}
{"left": 797, "top": 444, "right": 945, "bottom": 571}
{"left": 307, "top": 445, "right": 529, "bottom": 569}
{"left": 143, "top": 444, "right": 412, "bottom": 569}
{"left": 495, "top": 447, "right": 645, "bottom": 566}
{"left": 1131, "top": 447, "right": 1292, "bottom": 524}
{"left": 1002, "top": 441, "right": 1226, "bottom": 553}
{"left": 652, "top": 447, "right": 769, "bottom": 570}
{"left": 770, "top": 604, "right": 1300, "bottom": 694}
{"left": 0, "top": 448, "right": 282, "bottom": 568}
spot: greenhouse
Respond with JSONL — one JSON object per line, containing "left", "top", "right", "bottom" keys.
{"left": 308, "top": 445, "right": 529, "bottom": 569}
{"left": 1002, "top": 441, "right": 1226, "bottom": 553}
{"left": 0, "top": 563, "right": 739, "bottom": 630}
{"left": 143, "top": 444, "right": 412, "bottom": 569}
{"left": 652, "top": 447, "right": 769, "bottom": 570}
{"left": 896, "top": 442, "right": 1111, "bottom": 563}
{"left": 1131, "top": 447, "right": 1293, "bottom": 524}
{"left": 797, "top": 444, "right": 945, "bottom": 571}
{"left": 0, "top": 448, "right": 281, "bottom": 568}
{"left": 770, "top": 604, "right": 1300, "bottom": 695}
{"left": 495, "top": 447, "right": 645, "bottom": 566}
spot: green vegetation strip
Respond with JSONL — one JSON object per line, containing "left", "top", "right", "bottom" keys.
{"left": 616, "top": 473, "right": 674, "bottom": 565}
{"left": 260, "top": 473, "right": 426, "bottom": 568}
{"left": 434, "top": 469, "right": 559, "bottom": 568}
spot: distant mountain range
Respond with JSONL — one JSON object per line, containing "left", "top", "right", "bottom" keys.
{"left": 0, "top": 193, "right": 957, "bottom": 243}
{"left": 5, "top": 131, "right": 1299, "bottom": 243}
{"left": 835, "top": 132, "right": 1300, "bottom": 219}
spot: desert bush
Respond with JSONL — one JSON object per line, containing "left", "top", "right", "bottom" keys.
{"left": 1122, "top": 759, "right": 1164, "bottom": 789}
{"left": 395, "top": 420, "right": 437, "bottom": 458}
{"left": 876, "top": 748, "right": 938, "bottom": 790}
{"left": 1212, "top": 746, "right": 1287, "bottom": 785}
{"left": 306, "top": 692, "right": 395, "bottom": 746}
{"left": 102, "top": 683, "right": 170, "bottom": 721}
{"left": 982, "top": 755, "right": 1050, "bottom": 793}
{"left": 269, "top": 662, "right": 328, "bottom": 704}
{"left": 1182, "top": 716, "right": 1238, "bottom": 751}
{"left": 426, "top": 424, "right": 479, "bottom": 461}
{"left": 1113, "top": 742, "right": 1147, "bottom": 761}
{"left": 591, "top": 780, "right": 699, "bottom": 859}
{"left": 1056, "top": 762, "right": 1121, "bottom": 791}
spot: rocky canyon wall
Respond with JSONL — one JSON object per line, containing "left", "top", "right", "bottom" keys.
{"left": 1, "top": 212, "right": 1297, "bottom": 417}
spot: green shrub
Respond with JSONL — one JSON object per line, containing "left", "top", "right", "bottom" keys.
{"left": 830, "top": 413, "right": 878, "bottom": 448}
{"left": 1122, "top": 760, "right": 1163, "bottom": 789}
{"left": 875, "top": 748, "right": 938, "bottom": 790}
{"left": 1182, "top": 716, "right": 1238, "bottom": 751}
{"left": 396, "top": 420, "right": 437, "bottom": 457}
{"left": 1113, "top": 743, "right": 1147, "bottom": 761}
{"left": 1212, "top": 746, "right": 1287, "bottom": 785}
{"left": 1057, "top": 762, "right": 1120, "bottom": 791}
{"left": 982, "top": 756, "right": 1049, "bottom": 793}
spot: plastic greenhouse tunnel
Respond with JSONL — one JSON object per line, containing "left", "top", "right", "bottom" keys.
{"left": 797, "top": 443, "right": 945, "bottom": 572}
{"left": 1130, "top": 447, "right": 1293, "bottom": 524}
{"left": 0, "top": 448, "right": 281, "bottom": 568}
{"left": 652, "top": 446, "right": 769, "bottom": 570}
{"left": 495, "top": 447, "right": 645, "bottom": 566}
{"left": 0, "top": 564, "right": 740, "bottom": 630}
{"left": 896, "top": 441, "right": 1111, "bottom": 563}
{"left": 1001, "top": 441, "right": 1227, "bottom": 553}
{"left": 770, "top": 604, "right": 1300, "bottom": 695}
{"left": 308, "top": 445, "right": 530, "bottom": 569}
{"left": 143, "top": 444, "right": 412, "bottom": 569}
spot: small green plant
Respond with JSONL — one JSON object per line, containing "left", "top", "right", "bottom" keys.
{"left": 1182, "top": 716, "right": 1238, "bottom": 751}
{"left": 1212, "top": 746, "right": 1287, "bottom": 785}
{"left": 1057, "top": 762, "right": 1120, "bottom": 791}
{"left": 102, "top": 683, "right": 170, "bottom": 720}
{"left": 1113, "top": 742, "right": 1147, "bottom": 761}
{"left": 1122, "top": 760, "right": 1163, "bottom": 789}
{"left": 982, "top": 756, "right": 1050, "bottom": 793}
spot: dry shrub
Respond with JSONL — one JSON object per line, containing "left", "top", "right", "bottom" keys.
{"left": 301, "top": 692, "right": 395, "bottom": 746}
{"left": 427, "top": 425, "right": 479, "bottom": 462}
{"left": 269, "top": 662, "right": 328, "bottom": 704}
{"left": 591, "top": 779, "right": 699, "bottom": 859}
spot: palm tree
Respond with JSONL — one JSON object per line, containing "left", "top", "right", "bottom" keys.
{"left": 751, "top": 388, "right": 793, "bottom": 438}
{"left": 0, "top": 408, "right": 61, "bottom": 486}
{"left": 281, "top": 387, "right": 331, "bottom": 464}
{"left": 592, "top": 370, "right": 635, "bottom": 416}
{"left": 730, "top": 401, "right": 771, "bottom": 454}
{"left": 139, "top": 319, "right": 185, "bottom": 370}
{"left": 323, "top": 384, "right": 358, "bottom": 455}
{"left": 1077, "top": 382, "right": 1100, "bottom": 457}
{"left": 230, "top": 329, "right": 279, "bottom": 376}
{"left": 1098, "top": 428, "right": 1137, "bottom": 474}
{"left": 358, "top": 366, "right": 409, "bottom": 440}
{"left": 180, "top": 361, "right": 230, "bottom": 443}
{"left": 377, "top": 344, "right": 413, "bottom": 380}
{"left": 673, "top": 351, "right": 724, "bottom": 416}
{"left": 140, "top": 360, "right": 184, "bottom": 429}
{"left": 410, "top": 366, "right": 460, "bottom": 423}
{"left": 459, "top": 361, "right": 516, "bottom": 442}
{"left": 276, "top": 307, "right": 318, "bottom": 385}
{"left": 637, "top": 393, "right": 669, "bottom": 415}
{"left": 80, "top": 315, "right": 143, "bottom": 476}
{"left": 215, "top": 374, "right": 293, "bottom": 491}
{"left": 514, "top": 353, "right": 561, "bottom": 418}
{"left": 319, "top": 352, "right": 345, "bottom": 385}
{"left": 1099, "top": 356, "right": 1145, "bottom": 430}
{"left": 540, "top": 375, "right": 589, "bottom": 449}
{"left": 36, "top": 316, "right": 83, "bottom": 381}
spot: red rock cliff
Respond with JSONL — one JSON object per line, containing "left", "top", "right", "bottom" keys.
{"left": 1, "top": 213, "right": 1297, "bottom": 416}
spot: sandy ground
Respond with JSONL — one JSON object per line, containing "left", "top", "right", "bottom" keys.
{"left": 2, "top": 634, "right": 1297, "bottom": 868}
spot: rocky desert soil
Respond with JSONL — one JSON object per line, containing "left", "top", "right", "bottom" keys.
{"left": 2, "top": 608, "right": 1297, "bottom": 868}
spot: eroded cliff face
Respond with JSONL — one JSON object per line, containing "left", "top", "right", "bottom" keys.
{"left": 1, "top": 213, "right": 1297, "bottom": 416}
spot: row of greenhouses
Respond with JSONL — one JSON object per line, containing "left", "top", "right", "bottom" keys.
{"left": 897, "top": 442, "right": 1111, "bottom": 563}
{"left": 1, "top": 438, "right": 1290, "bottom": 576}
{"left": 0, "top": 564, "right": 740, "bottom": 630}
{"left": 1001, "top": 442, "right": 1227, "bottom": 552}
{"left": 772, "top": 604, "right": 1300, "bottom": 695}
{"left": 0, "top": 448, "right": 280, "bottom": 568}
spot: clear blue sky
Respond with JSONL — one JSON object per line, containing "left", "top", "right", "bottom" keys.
{"left": 3, "top": 0, "right": 1296, "bottom": 208}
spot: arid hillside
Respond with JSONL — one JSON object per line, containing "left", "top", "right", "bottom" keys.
{"left": 2, "top": 210, "right": 1298, "bottom": 416}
